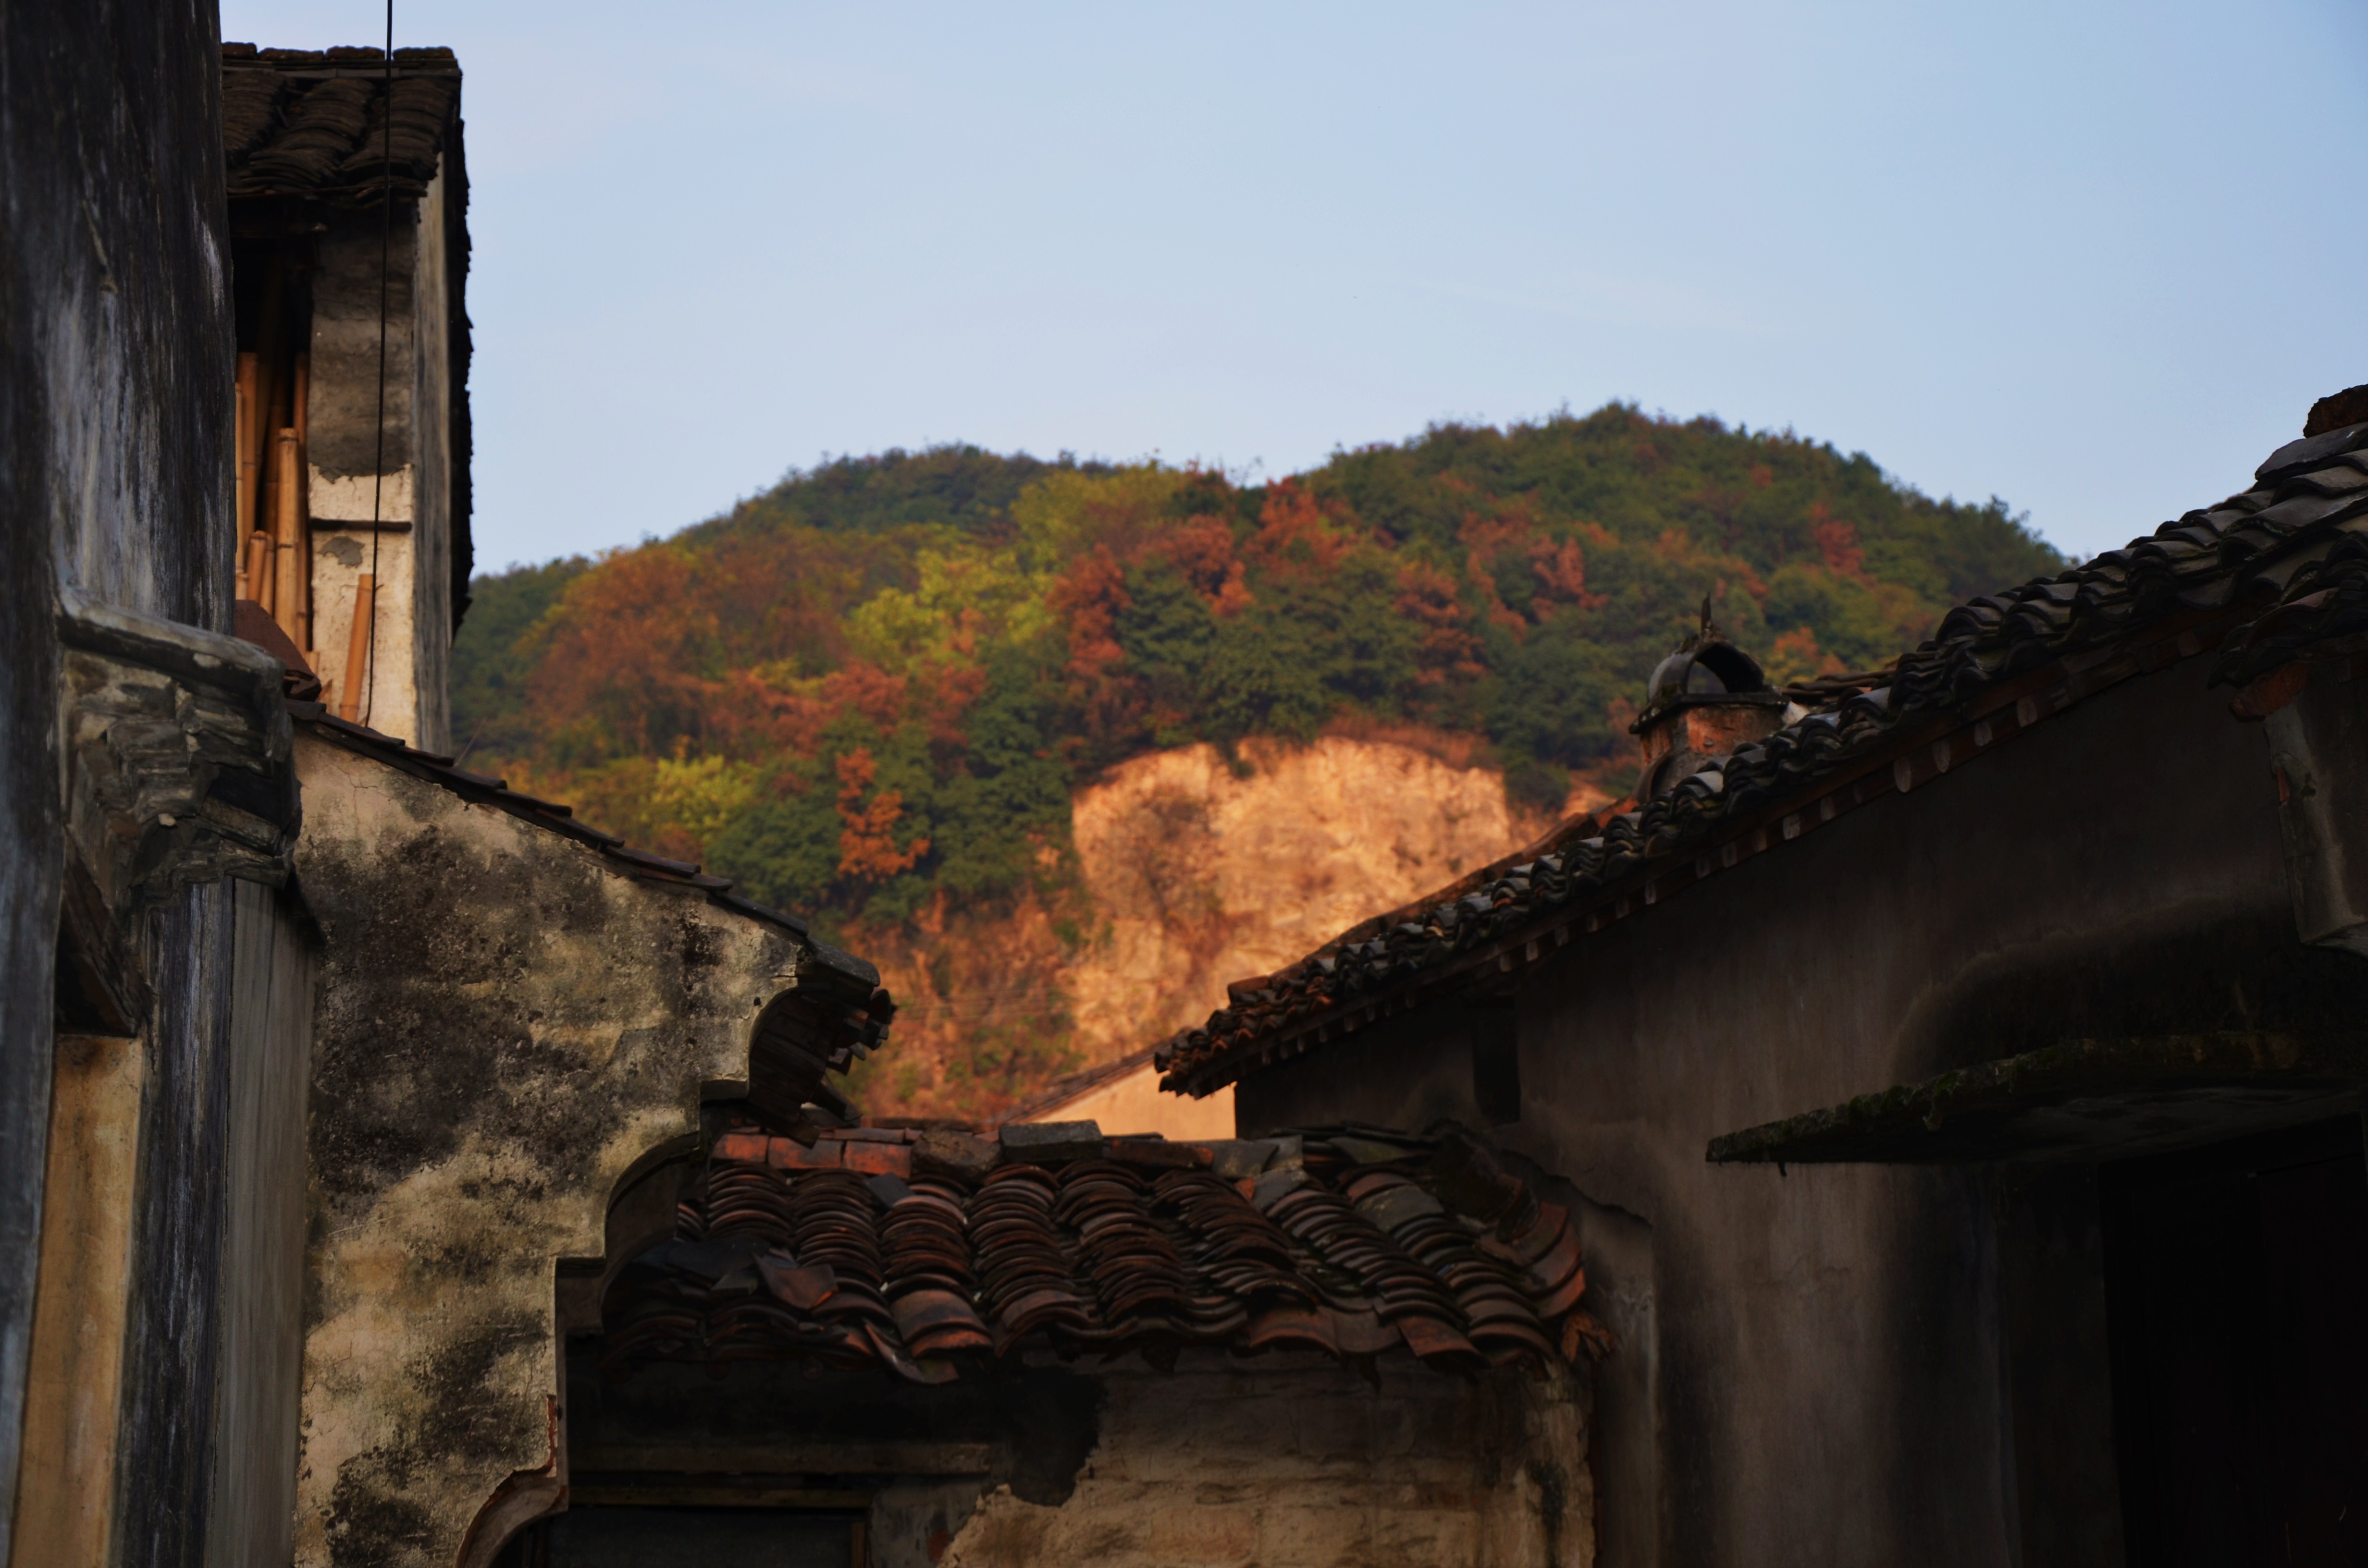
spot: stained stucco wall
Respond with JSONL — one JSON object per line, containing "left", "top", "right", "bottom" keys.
{"left": 944, "top": 1352, "right": 1593, "bottom": 1568}
{"left": 1237, "top": 654, "right": 2317, "bottom": 1567}
{"left": 0, "top": 2, "right": 236, "bottom": 1562}
{"left": 562, "top": 1346, "right": 1590, "bottom": 1568}
{"left": 310, "top": 524, "right": 419, "bottom": 739}
{"left": 291, "top": 729, "right": 835, "bottom": 1568}
{"left": 308, "top": 189, "right": 441, "bottom": 745}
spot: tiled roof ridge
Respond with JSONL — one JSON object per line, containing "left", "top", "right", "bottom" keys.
{"left": 2213, "top": 527, "right": 2368, "bottom": 698}
{"left": 222, "top": 44, "right": 460, "bottom": 208}
{"left": 1156, "top": 420, "right": 2368, "bottom": 1095}
{"left": 288, "top": 702, "right": 891, "bottom": 992}
{"left": 601, "top": 1118, "right": 1607, "bottom": 1382}
{"left": 222, "top": 43, "right": 460, "bottom": 70}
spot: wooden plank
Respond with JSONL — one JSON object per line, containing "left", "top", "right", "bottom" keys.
{"left": 272, "top": 429, "right": 303, "bottom": 643}
{"left": 569, "top": 1442, "right": 993, "bottom": 1476}
{"left": 208, "top": 882, "right": 314, "bottom": 1568}
{"left": 235, "top": 352, "right": 259, "bottom": 555}
{"left": 13, "top": 1032, "right": 147, "bottom": 1568}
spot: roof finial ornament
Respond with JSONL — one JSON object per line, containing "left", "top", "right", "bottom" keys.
{"left": 1670, "top": 594, "right": 1723, "bottom": 659}
{"left": 1630, "top": 596, "right": 1786, "bottom": 798}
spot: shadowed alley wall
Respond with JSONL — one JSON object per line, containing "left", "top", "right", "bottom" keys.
{"left": 0, "top": 1, "right": 236, "bottom": 1562}
{"left": 1238, "top": 654, "right": 2307, "bottom": 1565}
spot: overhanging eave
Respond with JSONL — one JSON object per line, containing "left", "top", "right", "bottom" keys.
{"left": 1707, "top": 1032, "right": 2368, "bottom": 1165}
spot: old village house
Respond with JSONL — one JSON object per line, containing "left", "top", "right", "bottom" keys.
{"left": 1160, "top": 386, "right": 2368, "bottom": 1568}
{"left": 220, "top": 41, "right": 472, "bottom": 749}
{"left": 21, "top": 9, "right": 2365, "bottom": 1568}
{"left": 518, "top": 1119, "right": 1597, "bottom": 1566}
{"left": 3, "top": 26, "right": 876, "bottom": 1568}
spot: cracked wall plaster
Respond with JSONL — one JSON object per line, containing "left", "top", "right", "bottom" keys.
{"left": 290, "top": 730, "right": 823, "bottom": 1568}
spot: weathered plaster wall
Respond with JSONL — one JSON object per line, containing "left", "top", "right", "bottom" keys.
{"left": 562, "top": 1346, "right": 1589, "bottom": 1568}
{"left": 308, "top": 195, "right": 431, "bottom": 743}
{"left": 564, "top": 1352, "right": 1103, "bottom": 1556}
{"left": 1237, "top": 655, "right": 2314, "bottom": 1566}
{"left": 310, "top": 527, "right": 420, "bottom": 738}
{"left": 291, "top": 730, "right": 831, "bottom": 1568}
{"left": 0, "top": 2, "right": 236, "bottom": 1561}
{"left": 945, "top": 1352, "right": 1592, "bottom": 1568}
{"left": 309, "top": 207, "right": 417, "bottom": 482}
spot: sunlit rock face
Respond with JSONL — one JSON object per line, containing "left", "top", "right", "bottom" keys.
{"left": 859, "top": 733, "right": 1586, "bottom": 1121}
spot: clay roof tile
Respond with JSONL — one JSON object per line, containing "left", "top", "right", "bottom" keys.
{"left": 600, "top": 1122, "right": 1599, "bottom": 1384}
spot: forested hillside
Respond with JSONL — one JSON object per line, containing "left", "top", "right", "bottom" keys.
{"left": 452, "top": 404, "right": 2061, "bottom": 1115}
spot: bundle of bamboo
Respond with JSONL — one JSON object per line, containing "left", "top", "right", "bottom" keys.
{"left": 232, "top": 345, "right": 311, "bottom": 649}
{"left": 235, "top": 325, "right": 374, "bottom": 718}
{"left": 233, "top": 230, "right": 400, "bottom": 726}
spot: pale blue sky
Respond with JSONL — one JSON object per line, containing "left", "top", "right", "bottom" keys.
{"left": 222, "top": 0, "right": 2368, "bottom": 573}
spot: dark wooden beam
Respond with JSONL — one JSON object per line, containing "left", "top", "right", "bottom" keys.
{"left": 569, "top": 1442, "right": 992, "bottom": 1476}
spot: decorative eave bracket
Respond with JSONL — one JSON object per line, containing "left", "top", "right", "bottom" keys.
{"left": 58, "top": 587, "right": 298, "bottom": 925}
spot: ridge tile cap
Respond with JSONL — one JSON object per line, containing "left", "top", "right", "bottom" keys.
{"left": 2260, "top": 421, "right": 2368, "bottom": 482}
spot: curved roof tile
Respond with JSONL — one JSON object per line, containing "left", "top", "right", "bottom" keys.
{"left": 222, "top": 45, "right": 460, "bottom": 205}
{"left": 601, "top": 1121, "right": 1603, "bottom": 1383}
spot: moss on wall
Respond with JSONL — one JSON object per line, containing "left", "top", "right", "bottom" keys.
{"left": 292, "top": 731, "right": 847, "bottom": 1568}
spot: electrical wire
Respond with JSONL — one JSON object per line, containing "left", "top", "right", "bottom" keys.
{"left": 360, "top": 0, "right": 393, "bottom": 726}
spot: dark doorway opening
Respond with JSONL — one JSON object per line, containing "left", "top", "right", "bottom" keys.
{"left": 502, "top": 1506, "right": 862, "bottom": 1568}
{"left": 2101, "top": 1114, "right": 2368, "bottom": 1567}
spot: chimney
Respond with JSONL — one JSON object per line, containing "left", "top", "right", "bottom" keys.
{"left": 1631, "top": 600, "right": 1787, "bottom": 799}
{"left": 2306, "top": 384, "right": 2368, "bottom": 439}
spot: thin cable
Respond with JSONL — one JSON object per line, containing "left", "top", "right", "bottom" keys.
{"left": 361, "top": 0, "right": 394, "bottom": 725}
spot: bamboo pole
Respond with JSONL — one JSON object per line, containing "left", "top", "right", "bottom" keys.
{"left": 338, "top": 574, "right": 376, "bottom": 723}
{"left": 247, "top": 533, "right": 273, "bottom": 616}
{"left": 249, "top": 256, "right": 285, "bottom": 516}
{"left": 249, "top": 260, "right": 284, "bottom": 474}
{"left": 271, "top": 429, "right": 302, "bottom": 643}
{"left": 291, "top": 353, "right": 313, "bottom": 653}
{"left": 256, "top": 442, "right": 277, "bottom": 561}
{"left": 257, "top": 373, "right": 288, "bottom": 574}
{"left": 234, "top": 352, "right": 259, "bottom": 550}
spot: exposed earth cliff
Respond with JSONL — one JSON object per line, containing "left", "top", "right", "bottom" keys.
{"left": 849, "top": 733, "right": 1576, "bottom": 1119}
